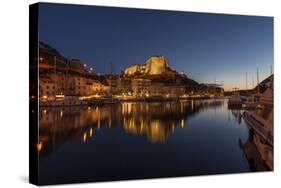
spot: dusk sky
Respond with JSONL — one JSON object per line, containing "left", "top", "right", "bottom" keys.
{"left": 39, "top": 3, "right": 273, "bottom": 91}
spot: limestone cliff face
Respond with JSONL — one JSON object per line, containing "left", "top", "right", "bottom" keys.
{"left": 123, "top": 55, "right": 170, "bottom": 76}
{"left": 145, "top": 56, "right": 170, "bottom": 75}
{"left": 124, "top": 64, "right": 140, "bottom": 75}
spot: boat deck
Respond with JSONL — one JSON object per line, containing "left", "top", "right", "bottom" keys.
{"left": 243, "top": 111, "right": 273, "bottom": 146}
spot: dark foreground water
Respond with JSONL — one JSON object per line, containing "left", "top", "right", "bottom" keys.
{"left": 38, "top": 99, "right": 269, "bottom": 185}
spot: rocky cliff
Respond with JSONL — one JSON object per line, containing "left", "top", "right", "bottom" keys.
{"left": 122, "top": 55, "right": 199, "bottom": 87}
{"left": 123, "top": 55, "right": 171, "bottom": 76}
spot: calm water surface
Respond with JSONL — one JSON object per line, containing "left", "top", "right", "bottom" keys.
{"left": 38, "top": 99, "right": 264, "bottom": 185}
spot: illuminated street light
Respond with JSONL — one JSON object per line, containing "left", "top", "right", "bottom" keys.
{"left": 36, "top": 142, "right": 43, "bottom": 152}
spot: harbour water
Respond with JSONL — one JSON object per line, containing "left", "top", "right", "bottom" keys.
{"left": 38, "top": 99, "right": 270, "bottom": 185}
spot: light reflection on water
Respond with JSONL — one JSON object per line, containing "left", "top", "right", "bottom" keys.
{"left": 38, "top": 99, "right": 270, "bottom": 185}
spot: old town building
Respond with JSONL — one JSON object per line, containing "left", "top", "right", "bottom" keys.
{"left": 131, "top": 79, "right": 151, "bottom": 97}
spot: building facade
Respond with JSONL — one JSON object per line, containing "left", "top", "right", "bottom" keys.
{"left": 131, "top": 79, "right": 151, "bottom": 97}
{"left": 39, "top": 77, "right": 56, "bottom": 100}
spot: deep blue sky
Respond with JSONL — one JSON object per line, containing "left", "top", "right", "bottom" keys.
{"left": 38, "top": 3, "right": 273, "bottom": 90}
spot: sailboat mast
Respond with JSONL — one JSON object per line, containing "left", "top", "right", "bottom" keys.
{"left": 257, "top": 67, "right": 260, "bottom": 94}
{"left": 246, "top": 72, "right": 248, "bottom": 90}
{"left": 252, "top": 76, "right": 254, "bottom": 89}
{"left": 54, "top": 56, "right": 57, "bottom": 95}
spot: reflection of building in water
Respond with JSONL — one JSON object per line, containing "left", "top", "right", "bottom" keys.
{"left": 120, "top": 101, "right": 211, "bottom": 143}
{"left": 39, "top": 100, "right": 225, "bottom": 156}
{"left": 122, "top": 118, "right": 173, "bottom": 143}
{"left": 241, "top": 128, "right": 273, "bottom": 171}
{"left": 39, "top": 105, "right": 117, "bottom": 157}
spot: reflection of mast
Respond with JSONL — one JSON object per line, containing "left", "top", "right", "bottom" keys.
{"left": 52, "top": 109, "right": 58, "bottom": 152}
{"left": 228, "top": 109, "right": 230, "bottom": 121}
{"left": 214, "top": 105, "right": 217, "bottom": 116}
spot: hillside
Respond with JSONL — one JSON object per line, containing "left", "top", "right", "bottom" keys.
{"left": 121, "top": 55, "right": 199, "bottom": 87}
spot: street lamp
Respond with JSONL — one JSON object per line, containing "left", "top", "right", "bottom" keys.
{"left": 89, "top": 67, "right": 93, "bottom": 74}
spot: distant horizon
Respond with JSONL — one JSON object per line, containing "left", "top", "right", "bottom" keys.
{"left": 39, "top": 3, "right": 273, "bottom": 91}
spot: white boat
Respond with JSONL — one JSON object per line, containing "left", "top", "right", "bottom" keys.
{"left": 40, "top": 96, "right": 89, "bottom": 107}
